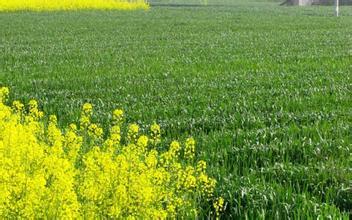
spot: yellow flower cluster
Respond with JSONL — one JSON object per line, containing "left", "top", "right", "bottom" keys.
{"left": 0, "top": 87, "right": 223, "bottom": 218}
{"left": 213, "top": 197, "right": 225, "bottom": 219}
{"left": 0, "top": 0, "right": 149, "bottom": 11}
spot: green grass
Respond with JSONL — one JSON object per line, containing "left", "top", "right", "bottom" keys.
{"left": 0, "top": 2, "right": 352, "bottom": 218}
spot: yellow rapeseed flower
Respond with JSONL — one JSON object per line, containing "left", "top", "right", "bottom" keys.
{"left": 0, "top": 87, "right": 9, "bottom": 103}
{"left": 150, "top": 122, "right": 161, "bottom": 145}
{"left": 127, "top": 123, "right": 139, "bottom": 143}
{"left": 213, "top": 197, "right": 225, "bottom": 219}
{"left": 82, "top": 103, "right": 93, "bottom": 116}
{"left": 0, "top": 0, "right": 149, "bottom": 11}
{"left": 12, "top": 100, "right": 24, "bottom": 112}
{"left": 0, "top": 87, "right": 220, "bottom": 219}
{"left": 185, "top": 137, "right": 196, "bottom": 160}
{"left": 112, "top": 109, "right": 124, "bottom": 125}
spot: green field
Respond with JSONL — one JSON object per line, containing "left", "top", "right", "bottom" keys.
{"left": 1, "top": 1, "right": 352, "bottom": 218}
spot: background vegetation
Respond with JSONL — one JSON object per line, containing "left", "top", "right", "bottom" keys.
{"left": 0, "top": 1, "right": 351, "bottom": 218}
{"left": 0, "top": 0, "right": 148, "bottom": 11}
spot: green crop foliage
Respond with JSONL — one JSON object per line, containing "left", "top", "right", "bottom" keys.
{"left": 0, "top": 1, "right": 351, "bottom": 218}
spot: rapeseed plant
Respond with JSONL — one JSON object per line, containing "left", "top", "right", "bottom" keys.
{"left": 0, "top": 0, "right": 149, "bottom": 11}
{"left": 0, "top": 87, "right": 223, "bottom": 218}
